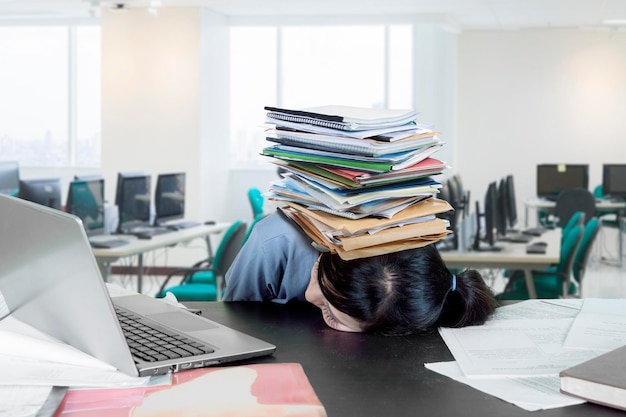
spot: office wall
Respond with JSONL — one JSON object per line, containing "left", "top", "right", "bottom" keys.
{"left": 458, "top": 28, "right": 626, "bottom": 225}
{"left": 101, "top": 6, "right": 229, "bottom": 226}
{"left": 230, "top": 23, "right": 458, "bottom": 223}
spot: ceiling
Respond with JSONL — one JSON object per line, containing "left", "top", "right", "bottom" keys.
{"left": 1, "top": 0, "right": 626, "bottom": 30}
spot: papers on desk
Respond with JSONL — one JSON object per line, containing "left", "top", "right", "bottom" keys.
{"left": 0, "top": 315, "right": 153, "bottom": 388}
{"left": 0, "top": 284, "right": 177, "bottom": 417}
{"left": 427, "top": 299, "right": 626, "bottom": 411}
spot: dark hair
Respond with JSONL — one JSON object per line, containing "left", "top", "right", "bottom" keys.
{"left": 317, "top": 244, "right": 497, "bottom": 336}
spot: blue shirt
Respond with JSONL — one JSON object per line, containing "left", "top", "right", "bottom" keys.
{"left": 222, "top": 212, "right": 320, "bottom": 303}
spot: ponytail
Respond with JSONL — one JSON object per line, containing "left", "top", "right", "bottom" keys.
{"left": 437, "top": 269, "right": 498, "bottom": 328}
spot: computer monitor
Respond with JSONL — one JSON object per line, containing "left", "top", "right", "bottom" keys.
{"left": 154, "top": 172, "right": 186, "bottom": 226}
{"left": 536, "top": 164, "right": 589, "bottom": 200}
{"left": 473, "top": 181, "right": 501, "bottom": 251}
{"left": 0, "top": 160, "right": 20, "bottom": 196}
{"left": 495, "top": 178, "right": 509, "bottom": 238}
{"left": 18, "top": 178, "right": 62, "bottom": 210}
{"left": 66, "top": 178, "right": 105, "bottom": 236}
{"left": 115, "top": 172, "right": 151, "bottom": 234}
{"left": 74, "top": 173, "right": 104, "bottom": 181}
{"left": 602, "top": 164, "right": 626, "bottom": 200}
{"left": 505, "top": 174, "right": 518, "bottom": 229}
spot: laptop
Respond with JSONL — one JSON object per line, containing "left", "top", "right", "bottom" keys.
{"left": 0, "top": 194, "right": 275, "bottom": 377}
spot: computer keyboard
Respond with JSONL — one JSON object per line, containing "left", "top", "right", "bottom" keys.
{"left": 115, "top": 307, "right": 214, "bottom": 363}
{"left": 166, "top": 220, "right": 202, "bottom": 230}
{"left": 130, "top": 227, "right": 172, "bottom": 239}
{"left": 504, "top": 233, "right": 533, "bottom": 243}
{"left": 521, "top": 227, "right": 546, "bottom": 237}
{"left": 526, "top": 242, "right": 547, "bottom": 254}
{"left": 89, "top": 238, "right": 129, "bottom": 249}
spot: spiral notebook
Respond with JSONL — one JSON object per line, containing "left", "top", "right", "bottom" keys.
{"left": 265, "top": 105, "right": 418, "bottom": 131}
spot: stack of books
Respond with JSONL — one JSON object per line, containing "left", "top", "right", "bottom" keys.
{"left": 261, "top": 105, "right": 453, "bottom": 260}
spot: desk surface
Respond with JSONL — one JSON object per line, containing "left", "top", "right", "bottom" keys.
{"left": 525, "top": 197, "right": 626, "bottom": 210}
{"left": 185, "top": 301, "right": 621, "bottom": 417}
{"left": 441, "top": 228, "right": 560, "bottom": 269}
{"left": 91, "top": 223, "right": 230, "bottom": 261}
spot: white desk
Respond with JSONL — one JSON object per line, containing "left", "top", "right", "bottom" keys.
{"left": 441, "top": 229, "right": 561, "bottom": 299}
{"left": 92, "top": 223, "right": 231, "bottom": 293}
{"left": 524, "top": 197, "right": 625, "bottom": 227}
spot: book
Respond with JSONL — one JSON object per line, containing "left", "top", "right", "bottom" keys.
{"left": 265, "top": 118, "right": 425, "bottom": 140}
{"left": 559, "top": 345, "right": 626, "bottom": 411}
{"left": 54, "top": 363, "right": 327, "bottom": 417}
{"left": 262, "top": 143, "right": 442, "bottom": 172}
{"left": 267, "top": 129, "right": 440, "bottom": 156}
{"left": 265, "top": 105, "right": 418, "bottom": 131}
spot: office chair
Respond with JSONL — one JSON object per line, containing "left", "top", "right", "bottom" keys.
{"left": 573, "top": 217, "right": 600, "bottom": 293}
{"left": 554, "top": 188, "right": 596, "bottom": 228}
{"left": 248, "top": 187, "right": 264, "bottom": 219}
{"left": 561, "top": 211, "right": 585, "bottom": 243}
{"left": 155, "top": 220, "right": 247, "bottom": 301}
{"left": 496, "top": 224, "right": 584, "bottom": 300}
{"left": 592, "top": 184, "right": 624, "bottom": 265}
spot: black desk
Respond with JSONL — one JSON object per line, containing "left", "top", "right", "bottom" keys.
{"left": 186, "top": 301, "right": 622, "bottom": 417}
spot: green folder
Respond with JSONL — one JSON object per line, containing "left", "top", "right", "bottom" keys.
{"left": 262, "top": 148, "right": 392, "bottom": 172}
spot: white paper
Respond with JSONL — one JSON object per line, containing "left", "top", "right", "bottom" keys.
{"left": 493, "top": 299, "right": 582, "bottom": 321}
{"left": 0, "top": 355, "right": 152, "bottom": 388}
{"left": 0, "top": 386, "right": 53, "bottom": 417}
{"left": 562, "top": 298, "right": 626, "bottom": 351}
{"left": 425, "top": 362, "right": 585, "bottom": 411}
{"left": 439, "top": 318, "right": 602, "bottom": 377}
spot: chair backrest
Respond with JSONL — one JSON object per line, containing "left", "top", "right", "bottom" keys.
{"left": 573, "top": 217, "right": 600, "bottom": 284}
{"left": 247, "top": 187, "right": 264, "bottom": 219}
{"left": 556, "top": 224, "right": 584, "bottom": 296}
{"left": 555, "top": 188, "right": 596, "bottom": 228}
{"left": 593, "top": 184, "right": 603, "bottom": 199}
{"left": 561, "top": 211, "right": 585, "bottom": 242}
{"left": 213, "top": 220, "right": 248, "bottom": 276}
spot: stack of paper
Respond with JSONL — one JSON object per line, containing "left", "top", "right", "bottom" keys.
{"left": 428, "top": 299, "right": 626, "bottom": 412}
{"left": 261, "top": 105, "right": 452, "bottom": 260}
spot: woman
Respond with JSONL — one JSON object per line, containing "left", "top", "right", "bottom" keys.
{"left": 223, "top": 212, "right": 497, "bottom": 336}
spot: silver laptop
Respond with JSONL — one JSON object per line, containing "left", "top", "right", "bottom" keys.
{"left": 0, "top": 194, "right": 275, "bottom": 377}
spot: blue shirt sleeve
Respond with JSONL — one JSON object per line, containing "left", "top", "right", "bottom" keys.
{"left": 222, "top": 212, "right": 320, "bottom": 303}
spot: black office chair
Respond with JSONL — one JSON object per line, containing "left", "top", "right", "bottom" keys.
{"left": 555, "top": 188, "right": 596, "bottom": 228}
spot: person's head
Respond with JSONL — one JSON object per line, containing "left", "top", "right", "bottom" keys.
{"left": 304, "top": 244, "right": 497, "bottom": 336}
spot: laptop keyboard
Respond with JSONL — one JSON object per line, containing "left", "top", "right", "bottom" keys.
{"left": 115, "top": 307, "right": 215, "bottom": 363}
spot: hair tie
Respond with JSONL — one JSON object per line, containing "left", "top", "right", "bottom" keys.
{"left": 451, "top": 274, "right": 457, "bottom": 292}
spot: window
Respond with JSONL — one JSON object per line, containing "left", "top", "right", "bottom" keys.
{"left": 229, "top": 24, "right": 413, "bottom": 168}
{"left": 0, "top": 25, "right": 101, "bottom": 167}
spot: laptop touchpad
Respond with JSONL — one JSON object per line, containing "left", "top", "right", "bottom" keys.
{"left": 148, "top": 311, "right": 218, "bottom": 332}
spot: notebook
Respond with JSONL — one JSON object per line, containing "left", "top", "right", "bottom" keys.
{"left": 0, "top": 194, "right": 276, "bottom": 377}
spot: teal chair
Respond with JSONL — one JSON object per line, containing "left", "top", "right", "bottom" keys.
{"left": 497, "top": 224, "right": 584, "bottom": 300}
{"left": 593, "top": 184, "right": 624, "bottom": 265}
{"left": 248, "top": 187, "right": 264, "bottom": 219}
{"left": 572, "top": 217, "right": 600, "bottom": 289}
{"left": 156, "top": 221, "right": 247, "bottom": 301}
{"left": 561, "top": 211, "right": 584, "bottom": 243}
